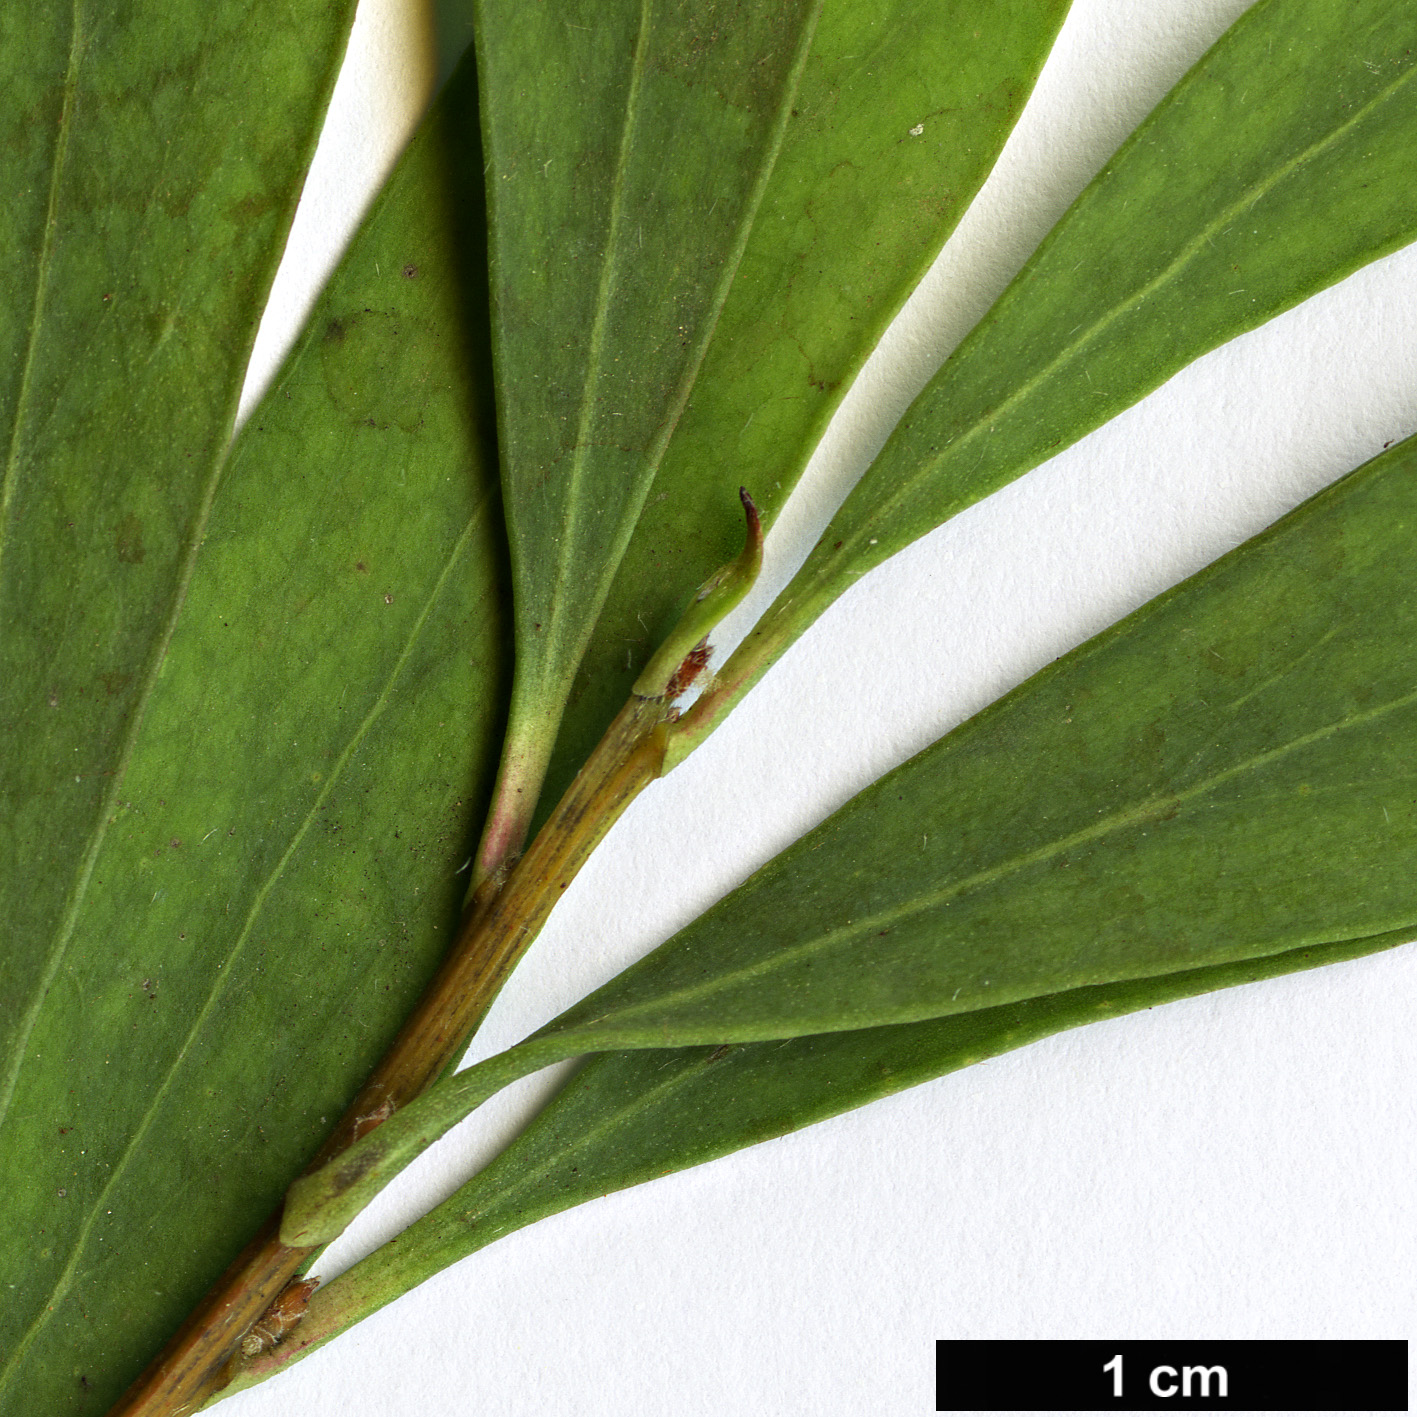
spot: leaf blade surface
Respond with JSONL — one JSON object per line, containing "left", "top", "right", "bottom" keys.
{"left": 0, "top": 0, "right": 354, "bottom": 1115}
{"left": 477, "top": 0, "right": 823, "bottom": 857}
{"left": 698, "top": 0, "right": 1417, "bottom": 733}
{"left": 535, "top": 0, "right": 1075, "bottom": 811}
{"left": 0, "top": 47, "right": 511, "bottom": 1415}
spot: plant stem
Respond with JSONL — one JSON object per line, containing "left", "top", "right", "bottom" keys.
{"left": 107, "top": 696, "right": 671, "bottom": 1417}
{"left": 107, "top": 494, "right": 761, "bottom": 1415}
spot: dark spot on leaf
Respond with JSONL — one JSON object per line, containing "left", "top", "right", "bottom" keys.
{"left": 335, "top": 1151, "right": 380, "bottom": 1189}
{"left": 233, "top": 191, "right": 275, "bottom": 223}
{"left": 355, "top": 561, "right": 367, "bottom": 573}
{"left": 320, "top": 308, "right": 440, "bottom": 431}
{"left": 170, "top": 838, "right": 181, "bottom": 849}
{"left": 115, "top": 513, "right": 145, "bottom": 564}
{"left": 99, "top": 671, "right": 132, "bottom": 697}
{"left": 402, "top": 263, "right": 419, "bottom": 279}
{"left": 57, "top": 1189, "right": 67, "bottom": 1198}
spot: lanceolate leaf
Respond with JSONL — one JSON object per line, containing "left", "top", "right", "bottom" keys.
{"left": 232, "top": 927, "right": 1406, "bottom": 1382}
{"left": 1, "top": 0, "right": 360, "bottom": 1401}
{"left": 682, "top": 0, "right": 1417, "bottom": 749}
{"left": 535, "top": 0, "right": 1074, "bottom": 815}
{"left": 0, "top": 47, "right": 510, "bottom": 1416}
{"left": 476, "top": 0, "right": 823, "bottom": 869}
{"left": 286, "top": 432, "right": 1417, "bottom": 1246}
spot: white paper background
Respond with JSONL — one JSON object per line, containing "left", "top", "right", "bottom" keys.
{"left": 227, "top": 0, "right": 1417, "bottom": 1412}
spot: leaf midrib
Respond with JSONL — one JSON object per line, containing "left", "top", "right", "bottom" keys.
{"left": 0, "top": 500, "right": 493, "bottom": 1393}
{"left": 536, "top": 0, "right": 823, "bottom": 699}
{"left": 571, "top": 678, "right": 1417, "bottom": 1034}
{"left": 0, "top": 0, "right": 82, "bottom": 605}
{"left": 540, "top": 0, "right": 653, "bottom": 675}
{"left": 0, "top": 438, "right": 234, "bottom": 1376}
{"left": 462, "top": 1049, "right": 726, "bottom": 1221}
{"left": 0, "top": 4, "right": 230, "bottom": 1130}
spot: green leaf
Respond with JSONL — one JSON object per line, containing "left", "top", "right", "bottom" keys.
{"left": 285, "top": 430, "right": 1417, "bottom": 1246}
{"left": 688, "top": 0, "right": 1417, "bottom": 746}
{"left": 475, "top": 0, "right": 824, "bottom": 867}
{"left": 0, "top": 43, "right": 510, "bottom": 1415}
{"left": 1, "top": 0, "right": 354, "bottom": 1099}
{"left": 229, "top": 925, "right": 1406, "bottom": 1376}
{"left": 533, "top": 0, "right": 1075, "bottom": 816}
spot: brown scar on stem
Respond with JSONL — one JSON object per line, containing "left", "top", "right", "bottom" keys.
{"left": 664, "top": 641, "right": 712, "bottom": 699}
{"left": 351, "top": 1097, "right": 395, "bottom": 1143}
{"left": 237, "top": 1276, "right": 320, "bottom": 1359}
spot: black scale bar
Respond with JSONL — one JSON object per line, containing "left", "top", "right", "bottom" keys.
{"left": 936, "top": 1339, "right": 1409, "bottom": 1412}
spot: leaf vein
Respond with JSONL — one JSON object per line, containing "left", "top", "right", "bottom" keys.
{"left": 541, "top": 0, "right": 655, "bottom": 672}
